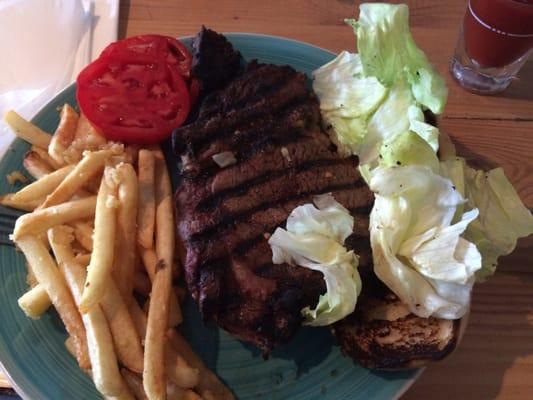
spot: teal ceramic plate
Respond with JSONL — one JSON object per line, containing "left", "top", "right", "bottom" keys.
{"left": 0, "top": 34, "right": 420, "bottom": 400}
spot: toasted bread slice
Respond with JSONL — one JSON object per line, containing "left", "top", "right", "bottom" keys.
{"left": 333, "top": 272, "right": 464, "bottom": 370}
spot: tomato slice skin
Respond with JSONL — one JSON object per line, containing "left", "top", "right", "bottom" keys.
{"left": 76, "top": 35, "right": 191, "bottom": 145}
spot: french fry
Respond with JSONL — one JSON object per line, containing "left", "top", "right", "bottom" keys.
{"left": 167, "top": 331, "right": 234, "bottom": 400}
{"left": 128, "top": 298, "right": 148, "bottom": 339}
{"left": 124, "top": 145, "right": 140, "bottom": 165}
{"left": 15, "top": 235, "right": 90, "bottom": 369}
{"left": 121, "top": 369, "right": 148, "bottom": 400}
{"left": 140, "top": 248, "right": 182, "bottom": 326}
{"left": 72, "top": 221, "right": 93, "bottom": 252}
{"left": 48, "top": 226, "right": 123, "bottom": 396}
{"left": 23, "top": 151, "right": 53, "bottom": 178}
{"left": 153, "top": 150, "right": 175, "bottom": 268}
{"left": 40, "top": 149, "right": 114, "bottom": 208}
{"left": 129, "top": 300, "right": 199, "bottom": 390}
{"left": 75, "top": 252, "right": 91, "bottom": 266}
{"left": 137, "top": 149, "right": 156, "bottom": 249}
{"left": 133, "top": 272, "right": 152, "bottom": 296}
{"left": 0, "top": 194, "right": 43, "bottom": 211}
{"left": 49, "top": 104, "right": 79, "bottom": 165}
{"left": 31, "top": 145, "right": 62, "bottom": 170}
{"left": 74, "top": 113, "right": 107, "bottom": 149}
{"left": 3, "top": 110, "right": 51, "bottom": 149}
{"left": 65, "top": 336, "right": 77, "bottom": 359}
{"left": 4, "top": 165, "right": 74, "bottom": 204}
{"left": 164, "top": 350, "right": 200, "bottom": 390}
{"left": 26, "top": 263, "right": 38, "bottom": 287}
{"left": 79, "top": 168, "right": 119, "bottom": 313}
{"left": 17, "top": 284, "right": 51, "bottom": 319}
{"left": 182, "top": 391, "right": 202, "bottom": 400}
{"left": 144, "top": 152, "right": 176, "bottom": 399}
{"left": 167, "top": 384, "right": 198, "bottom": 400}
{"left": 12, "top": 196, "right": 97, "bottom": 240}
{"left": 99, "top": 279, "right": 144, "bottom": 373}
{"left": 113, "top": 163, "right": 139, "bottom": 300}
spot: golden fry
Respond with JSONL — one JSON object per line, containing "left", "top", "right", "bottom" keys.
{"left": 23, "top": 151, "right": 53, "bottom": 179}
{"left": 167, "top": 331, "right": 234, "bottom": 400}
{"left": 137, "top": 149, "right": 156, "bottom": 249}
{"left": 121, "top": 369, "right": 148, "bottom": 400}
{"left": 154, "top": 150, "right": 175, "bottom": 268}
{"left": 129, "top": 300, "right": 199, "bottom": 390}
{"left": 16, "top": 235, "right": 90, "bottom": 369}
{"left": 75, "top": 252, "right": 91, "bottom": 266}
{"left": 99, "top": 278, "right": 144, "bottom": 373}
{"left": 113, "top": 163, "right": 138, "bottom": 300}
{"left": 140, "top": 248, "right": 182, "bottom": 326}
{"left": 17, "top": 284, "right": 51, "bottom": 319}
{"left": 79, "top": 168, "right": 119, "bottom": 313}
{"left": 31, "top": 145, "right": 61, "bottom": 170}
{"left": 6, "top": 165, "right": 74, "bottom": 204}
{"left": 74, "top": 113, "right": 107, "bottom": 149}
{"left": 12, "top": 196, "right": 97, "bottom": 240}
{"left": 0, "top": 194, "right": 43, "bottom": 211}
{"left": 72, "top": 221, "right": 94, "bottom": 252}
{"left": 164, "top": 348, "right": 200, "bottom": 390}
{"left": 182, "top": 391, "right": 203, "bottom": 400}
{"left": 133, "top": 272, "right": 152, "bottom": 296}
{"left": 48, "top": 226, "right": 123, "bottom": 396}
{"left": 144, "top": 152, "right": 176, "bottom": 399}
{"left": 65, "top": 336, "right": 77, "bottom": 359}
{"left": 4, "top": 110, "right": 51, "bottom": 149}
{"left": 41, "top": 149, "right": 114, "bottom": 208}
{"left": 128, "top": 298, "right": 148, "bottom": 339}
{"left": 48, "top": 104, "right": 79, "bottom": 165}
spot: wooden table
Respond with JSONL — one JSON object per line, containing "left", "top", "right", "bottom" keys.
{"left": 2, "top": 0, "right": 532, "bottom": 398}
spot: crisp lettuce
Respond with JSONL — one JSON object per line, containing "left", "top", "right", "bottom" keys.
{"left": 346, "top": 3, "right": 447, "bottom": 114}
{"left": 268, "top": 194, "right": 361, "bottom": 326}
{"left": 380, "top": 130, "right": 439, "bottom": 172}
{"left": 314, "top": 3, "right": 444, "bottom": 168}
{"left": 312, "top": 51, "right": 387, "bottom": 154}
{"left": 442, "top": 160, "right": 533, "bottom": 280}
{"left": 369, "top": 166, "right": 481, "bottom": 319}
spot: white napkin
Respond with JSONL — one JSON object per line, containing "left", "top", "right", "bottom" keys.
{"left": 0, "top": 0, "right": 119, "bottom": 159}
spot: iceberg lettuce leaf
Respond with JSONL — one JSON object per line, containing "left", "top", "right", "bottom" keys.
{"left": 268, "top": 194, "right": 361, "bottom": 326}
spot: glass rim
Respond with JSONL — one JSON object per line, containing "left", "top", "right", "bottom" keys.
{"left": 468, "top": 0, "right": 533, "bottom": 38}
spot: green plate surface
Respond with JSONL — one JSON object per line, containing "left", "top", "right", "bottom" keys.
{"left": 0, "top": 34, "right": 419, "bottom": 399}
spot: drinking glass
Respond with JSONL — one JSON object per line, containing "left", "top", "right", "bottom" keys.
{"left": 451, "top": 0, "right": 533, "bottom": 94}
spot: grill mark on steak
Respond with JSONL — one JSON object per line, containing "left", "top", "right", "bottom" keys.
{"left": 187, "top": 178, "right": 366, "bottom": 245}
{"left": 198, "top": 156, "right": 356, "bottom": 212}
{"left": 194, "top": 102, "right": 321, "bottom": 166}
{"left": 199, "top": 63, "right": 298, "bottom": 119}
{"left": 174, "top": 72, "right": 309, "bottom": 151}
{"left": 173, "top": 58, "right": 374, "bottom": 353}
{"left": 208, "top": 131, "right": 335, "bottom": 195}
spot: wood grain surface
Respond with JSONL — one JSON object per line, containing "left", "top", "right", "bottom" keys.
{"left": 3, "top": 1, "right": 532, "bottom": 398}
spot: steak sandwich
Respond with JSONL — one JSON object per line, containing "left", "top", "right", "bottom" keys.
{"left": 172, "top": 28, "right": 461, "bottom": 368}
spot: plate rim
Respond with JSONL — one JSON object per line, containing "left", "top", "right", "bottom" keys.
{"left": 0, "top": 32, "right": 421, "bottom": 400}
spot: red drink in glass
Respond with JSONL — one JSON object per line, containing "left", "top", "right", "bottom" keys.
{"left": 451, "top": 0, "right": 533, "bottom": 94}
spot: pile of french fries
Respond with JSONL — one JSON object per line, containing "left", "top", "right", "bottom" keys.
{"left": 2, "top": 106, "right": 234, "bottom": 400}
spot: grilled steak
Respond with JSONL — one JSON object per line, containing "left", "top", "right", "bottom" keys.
{"left": 173, "top": 60, "right": 373, "bottom": 352}
{"left": 191, "top": 26, "right": 243, "bottom": 100}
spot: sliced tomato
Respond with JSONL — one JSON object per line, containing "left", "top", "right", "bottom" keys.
{"left": 100, "top": 35, "right": 192, "bottom": 78}
{"left": 76, "top": 35, "right": 192, "bottom": 144}
{"left": 77, "top": 55, "right": 190, "bottom": 144}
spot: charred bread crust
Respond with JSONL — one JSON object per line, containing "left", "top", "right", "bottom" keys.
{"left": 332, "top": 271, "right": 462, "bottom": 370}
